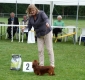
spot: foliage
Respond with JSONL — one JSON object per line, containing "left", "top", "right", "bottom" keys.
{"left": 0, "top": 38, "right": 85, "bottom": 80}
{"left": 0, "top": 3, "right": 85, "bottom": 16}
{"left": 79, "top": 6, "right": 85, "bottom": 16}
{"left": 0, "top": 3, "right": 28, "bottom": 14}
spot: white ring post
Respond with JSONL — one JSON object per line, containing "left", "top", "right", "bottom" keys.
{"left": 19, "top": 22, "right": 20, "bottom": 42}
{"left": 11, "top": 21, "right": 13, "bottom": 42}
{"left": 21, "top": 21, "right": 24, "bottom": 42}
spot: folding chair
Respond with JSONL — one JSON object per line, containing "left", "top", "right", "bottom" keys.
{"left": 5, "top": 28, "right": 18, "bottom": 40}
{"left": 79, "top": 28, "right": 85, "bottom": 45}
{"left": 21, "top": 28, "right": 28, "bottom": 42}
{"left": 64, "top": 28, "right": 75, "bottom": 42}
{"left": 53, "top": 28, "right": 66, "bottom": 42}
{"left": 0, "top": 22, "right": 6, "bottom": 39}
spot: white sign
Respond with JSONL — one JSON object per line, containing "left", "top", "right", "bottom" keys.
{"left": 23, "top": 62, "right": 34, "bottom": 72}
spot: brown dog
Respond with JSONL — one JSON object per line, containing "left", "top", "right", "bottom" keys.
{"left": 32, "top": 60, "right": 55, "bottom": 76}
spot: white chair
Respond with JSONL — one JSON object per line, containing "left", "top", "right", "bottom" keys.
{"left": 5, "top": 21, "right": 19, "bottom": 42}
{"left": 65, "top": 27, "right": 74, "bottom": 42}
{"left": 0, "top": 22, "right": 6, "bottom": 39}
{"left": 21, "top": 28, "right": 28, "bottom": 42}
{"left": 5, "top": 28, "right": 18, "bottom": 40}
{"left": 53, "top": 28, "right": 66, "bottom": 42}
{"left": 19, "top": 21, "right": 28, "bottom": 42}
{"left": 57, "top": 28, "right": 66, "bottom": 41}
{"left": 79, "top": 28, "right": 85, "bottom": 45}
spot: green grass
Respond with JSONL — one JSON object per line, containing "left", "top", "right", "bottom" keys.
{"left": 0, "top": 39, "right": 85, "bottom": 80}
{"left": 0, "top": 17, "right": 85, "bottom": 80}
{"left": 0, "top": 17, "right": 22, "bottom": 24}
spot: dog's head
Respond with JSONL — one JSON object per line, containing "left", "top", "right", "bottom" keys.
{"left": 32, "top": 60, "right": 39, "bottom": 68}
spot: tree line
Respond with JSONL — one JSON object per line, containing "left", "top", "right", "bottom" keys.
{"left": 0, "top": 3, "right": 85, "bottom": 16}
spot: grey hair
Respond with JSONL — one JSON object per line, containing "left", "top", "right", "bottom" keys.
{"left": 57, "top": 15, "right": 62, "bottom": 19}
{"left": 10, "top": 12, "right": 15, "bottom": 16}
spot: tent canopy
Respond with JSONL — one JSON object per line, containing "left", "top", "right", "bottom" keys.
{"left": 0, "top": 0, "right": 85, "bottom": 6}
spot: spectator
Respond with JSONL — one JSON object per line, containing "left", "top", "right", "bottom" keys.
{"left": 7, "top": 12, "right": 19, "bottom": 39}
{"left": 21, "top": 15, "right": 28, "bottom": 39}
{"left": 53, "top": 15, "right": 64, "bottom": 38}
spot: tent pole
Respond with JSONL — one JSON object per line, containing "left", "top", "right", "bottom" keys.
{"left": 16, "top": 0, "right": 17, "bottom": 17}
{"left": 76, "top": 0, "right": 79, "bottom": 28}
{"left": 76, "top": 0, "right": 79, "bottom": 42}
{"left": 50, "top": 1, "right": 54, "bottom": 26}
{"left": 43, "top": 4, "right": 44, "bottom": 11}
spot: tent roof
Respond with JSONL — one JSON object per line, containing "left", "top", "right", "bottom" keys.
{"left": 0, "top": 0, "right": 85, "bottom": 6}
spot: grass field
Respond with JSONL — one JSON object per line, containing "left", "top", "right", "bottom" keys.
{"left": 0, "top": 39, "right": 85, "bottom": 80}
{"left": 0, "top": 17, "right": 85, "bottom": 80}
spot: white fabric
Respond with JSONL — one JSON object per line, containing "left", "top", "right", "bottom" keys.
{"left": 0, "top": 0, "right": 85, "bottom": 6}
{"left": 27, "top": 27, "right": 35, "bottom": 43}
{"left": 23, "top": 28, "right": 28, "bottom": 32}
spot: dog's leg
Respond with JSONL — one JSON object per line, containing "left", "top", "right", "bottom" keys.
{"left": 52, "top": 72, "right": 55, "bottom": 75}
{"left": 48, "top": 70, "right": 55, "bottom": 76}
{"left": 39, "top": 73, "right": 42, "bottom": 76}
{"left": 48, "top": 70, "right": 52, "bottom": 76}
{"left": 52, "top": 69, "right": 55, "bottom": 75}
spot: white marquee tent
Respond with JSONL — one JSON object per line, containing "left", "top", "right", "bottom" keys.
{"left": 0, "top": 0, "right": 85, "bottom": 5}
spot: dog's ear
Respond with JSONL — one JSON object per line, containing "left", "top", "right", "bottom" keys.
{"left": 34, "top": 60, "right": 37, "bottom": 62}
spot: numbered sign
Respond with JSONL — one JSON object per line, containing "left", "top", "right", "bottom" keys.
{"left": 23, "top": 62, "right": 33, "bottom": 72}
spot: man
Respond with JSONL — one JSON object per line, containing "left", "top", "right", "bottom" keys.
{"left": 7, "top": 12, "right": 19, "bottom": 39}
{"left": 53, "top": 15, "right": 64, "bottom": 38}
